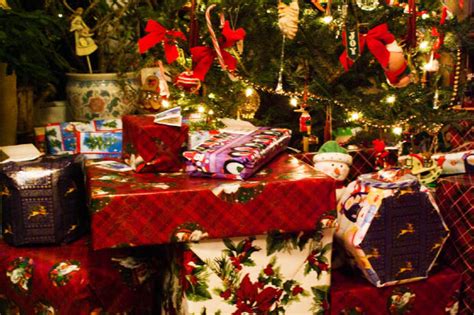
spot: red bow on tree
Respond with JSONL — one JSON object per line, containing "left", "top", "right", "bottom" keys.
{"left": 190, "top": 21, "right": 246, "bottom": 81}
{"left": 138, "top": 20, "right": 186, "bottom": 64}
{"left": 339, "top": 24, "right": 409, "bottom": 85}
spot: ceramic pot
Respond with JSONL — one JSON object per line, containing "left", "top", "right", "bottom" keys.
{"left": 66, "top": 72, "right": 139, "bottom": 121}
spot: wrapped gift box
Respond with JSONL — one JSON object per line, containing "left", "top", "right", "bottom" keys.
{"left": 0, "top": 238, "right": 159, "bottom": 314}
{"left": 346, "top": 148, "right": 398, "bottom": 182}
{"left": 164, "top": 215, "right": 336, "bottom": 314}
{"left": 432, "top": 150, "right": 474, "bottom": 175}
{"left": 0, "top": 155, "right": 86, "bottom": 246}
{"left": 85, "top": 153, "right": 336, "bottom": 250}
{"left": 46, "top": 119, "right": 122, "bottom": 159}
{"left": 330, "top": 266, "right": 462, "bottom": 315}
{"left": 336, "top": 170, "right": 449, "bottom": 287}
{"left": 183, "top": 128, "right": 291, "bottom": 180}
{"left": 122, "top": 115, "right": 189, "bottom": 172}
{"left": 436, "top": 174, "right": 474, "bottom": 314}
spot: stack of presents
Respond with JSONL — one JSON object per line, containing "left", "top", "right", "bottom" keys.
{"left": 0, "top": 110, "right": 472, "bottom": 314}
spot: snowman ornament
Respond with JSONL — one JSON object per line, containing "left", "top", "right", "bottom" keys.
{"left": 313, "top": 141, "right": 353, "bottom": 200}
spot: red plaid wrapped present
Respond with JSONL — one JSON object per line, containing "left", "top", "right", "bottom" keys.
{"left": 122, "top": 115, "right": 189, "bottom": 172}
{"left": 441, "top": 120, "right": 474, "bottom": 151}
{"left": 330, "top": 266, "right": 462, "bottom": 315}
{"left": 436, "top": 174, "right": 474, "bottom": 314}
{"left": 0, "top": 238, "right": 160, "bottom": 314}
{"left": 346, "top": 149, "right": 398, "bottom": 182}
{"left": 86, "top": 153, "right": 337, "bottom": 250}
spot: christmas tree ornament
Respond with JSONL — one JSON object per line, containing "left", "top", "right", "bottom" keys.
{"left": 355, "top": 0, "right": 380, "bottom": 11}
{"left": 340, "top": 23, "right": 412, "bottom": 88}
{"left": 138, "top": 20, "right": 187, "bottom": 64}
{"left": 299, "top": 110, "right": 311, "bottom": 133}
{"left": 275, "top": 35, "right": 286, "bottom": 92}
{"left": 238, "top": 88, "right": 261, "bottom": 119}
{"left": 68, "top": 7, "right": 97, "bottom": 73}
{"left": 175, "top": 70, "right": 201, "bottom": 93}
{"left": 190, "top": 5, "right": 246, "bottom": 82}
{"left": 139, "top": 75, "right": 162, "bottom": 111}
{"left": 0, "top": 0, "right": 10, "bottom": 9}
{"left": 278, "top": 0, "right": 300, "bottom": 40}
{"left": 313, "top": 140, "right": 353, "bottom": 182}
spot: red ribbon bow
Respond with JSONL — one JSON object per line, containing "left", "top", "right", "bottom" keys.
{"left": 340, "top": 23, "right": 395, "bottom": 72}
{"left": 190, "top": 21, "right": 246, "bottom": 81}
{"left": 138, "top": 20, "right": 186, "bottom": 64}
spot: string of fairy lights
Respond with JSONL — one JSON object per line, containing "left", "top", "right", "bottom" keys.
{"left": 235, "top": 73, "right": 444, "bottom": 133}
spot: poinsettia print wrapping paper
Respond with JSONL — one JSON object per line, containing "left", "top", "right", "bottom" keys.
{"left": 163, "top": 214, "right": 337, "bottom": 315}
{"left": 0, "top": 238, "right": 160, "bottom": 315}
{"left": 86, "top": 153, "right": 337, "bottom": 250}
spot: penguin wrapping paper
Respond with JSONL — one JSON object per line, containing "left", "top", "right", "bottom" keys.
{"left": 183, "top": 127, "right": 291, "bottom": 180}
{"left": 336, "top": 169, "right": 449, "bottom": 287}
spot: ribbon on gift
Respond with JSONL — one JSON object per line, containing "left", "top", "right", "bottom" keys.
{"left": 191, "top": 18, "right": 245, "bottom": 81}
{"left": 138, "top": 20, "right": 186, "bottom": 64}
{"left": 339, "top": 24, "right": 409, "bottom": 85}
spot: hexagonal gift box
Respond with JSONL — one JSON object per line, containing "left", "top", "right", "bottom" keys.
{"left": 336, "top": 169, "right": 449, "bottom": 287}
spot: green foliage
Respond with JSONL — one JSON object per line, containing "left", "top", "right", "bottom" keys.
{"left": 141, "top": 0, "right": 474, "bottom": 141}
{"left": 0, "top": 3, "right": 70, "bottom": 86}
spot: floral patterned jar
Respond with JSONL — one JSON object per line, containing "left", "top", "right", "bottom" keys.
{"left": 66, "top": 72, "right": 139, "bottom": 121}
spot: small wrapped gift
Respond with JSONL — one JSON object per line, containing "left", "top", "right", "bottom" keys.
{"left": 0, "top": 155, "right": 87, "bottom": 246}
{"left": 122, "top": 115, "right": 189, "bottom": 172}
{"left": 183, "top": 127, "right": 291, "bottom": 180}
{"left": 45, "top": 119, "right": 122, "bottom": 159}
{"left": 432, "top": 150, "right": 474, "bottom": 175}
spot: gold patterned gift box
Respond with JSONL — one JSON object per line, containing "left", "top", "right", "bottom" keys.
{"left": 336, "top": 169, "right": 450, "bottom": 287}
{"left": 0, "top": 155, "right": 87, "bottom": 246}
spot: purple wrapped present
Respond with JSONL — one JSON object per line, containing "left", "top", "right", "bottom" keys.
{"left": 0, "top": 155, "right": 87, "bottom": 246}
{"left": 183, "top": 128, "right": 291, "bottom": 180}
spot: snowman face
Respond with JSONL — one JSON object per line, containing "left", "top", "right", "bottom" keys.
{"left": 314, "top": 161, "right": 350, "bottom": 181}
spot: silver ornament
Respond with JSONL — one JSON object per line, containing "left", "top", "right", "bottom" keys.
{"left": 355, "top": 0, "right": 379, "bottom": 11}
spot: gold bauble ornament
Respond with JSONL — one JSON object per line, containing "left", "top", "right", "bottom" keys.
{"left": 238, "top": 90, "right": 261, "bottom": 119}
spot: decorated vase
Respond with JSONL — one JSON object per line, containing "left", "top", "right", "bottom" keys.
{"left": 66, "top": 72, "right": 139, "bottom": 121}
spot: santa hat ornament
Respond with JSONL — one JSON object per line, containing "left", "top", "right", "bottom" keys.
{"left": 313, "top": 140, "right": 353, "bottom": 181}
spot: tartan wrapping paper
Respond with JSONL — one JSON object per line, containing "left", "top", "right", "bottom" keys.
{"left": 165, "top": 216, "right": 336, "bottom": 314}
{"left": 122, "top": 115, "right": 189, "bottom": 172}
{"left": 0, "top": 238, "right": 160, "bottom": 315}
{"left": 330, "top": 266, "right": 462, "bottom": 315}
{"left": 436, "top": 174, "right": 474, "bottom": 314}
{"left": 86, "top": 153, "right": 337, "bottom": 250}
{"left": 442, "top": 120, "right": 474, "bottom": 150}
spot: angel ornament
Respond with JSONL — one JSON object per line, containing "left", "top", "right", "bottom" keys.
{"left": 70, "top": 7, "right": 97, "bottom": 57}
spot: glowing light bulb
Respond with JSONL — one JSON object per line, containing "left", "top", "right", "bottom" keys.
{"left": 419, "top": 41, "right": 430, "bottom": 51}
{"left": 208, "top": 93, "right": 216, "bottom": 99}
{"left": 208, "top": 109, "right": 214, "bottom": 115}
{"left": 58, "top": 13, "right": 63, "bottom": 18}
{"left": 245, "top": 87, "right": 254, "bottom": 97}
{"left": 386, "top": 95, "right": 396, "bottom": 104}
{"left": 350, "top": 112, "right": 361, "bottom": 121}
{"left": 322, "top": 15, "right": 333, "bottom": 24}
{"left": 161, "top": 99, "right": 170, "bottom": 108}
{"left": 421, "top": 13, "right": 429, "bottom": 19}
{"left": 290, "top": 98, "right": 298, "bottom": 107}
{"left": 198, "top": 106, "right": 205, "bottom": 113}
{"left": 393, "top": 127, "right": 403, "bottom": 135}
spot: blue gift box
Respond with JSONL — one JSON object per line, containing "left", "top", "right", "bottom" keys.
{"left": 45, "top": 119, "right": 122, "bottom": 159}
